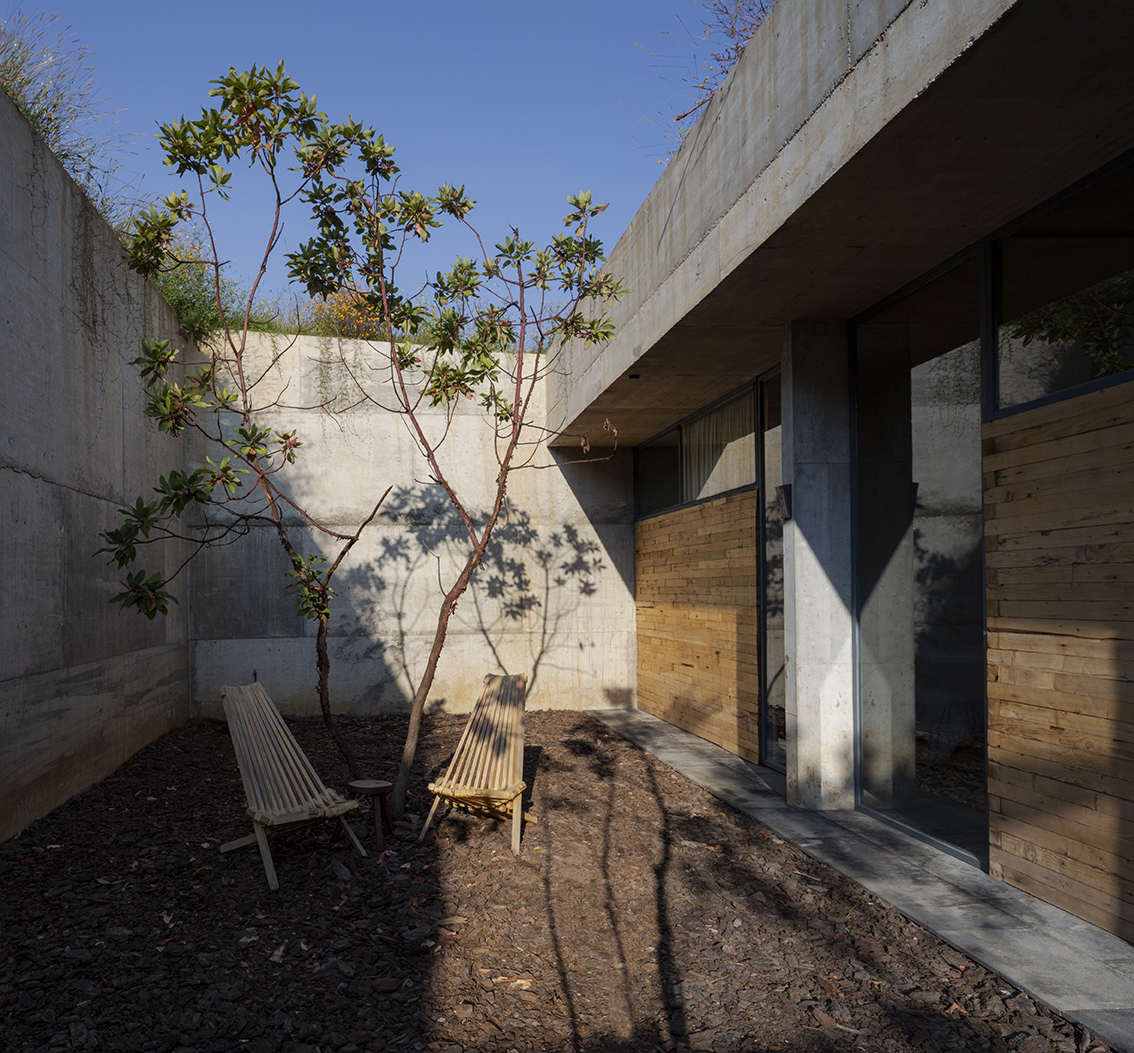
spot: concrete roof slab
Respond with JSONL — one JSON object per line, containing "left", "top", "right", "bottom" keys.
{"left": 552, "top": 0, "right": 1134, "bottom": 447}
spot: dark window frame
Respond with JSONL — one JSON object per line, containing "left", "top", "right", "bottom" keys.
{"left": 845, "top": 146, "right": 1134, "bottom": 869}
{"left": 638, "top": 147, "right": 1134, "bottom": 515}
{"left": 757, "top": 366, "right": 785, "bottom": 772}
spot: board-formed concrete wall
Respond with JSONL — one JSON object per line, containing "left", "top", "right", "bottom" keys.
{"left": 188, "top": 333, "right": 637, "bottom": 719}
{"left": 0, "top": 91, "right": 192, "bottom": 842}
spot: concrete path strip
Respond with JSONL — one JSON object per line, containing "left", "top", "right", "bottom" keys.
{"left": 591, "top": 707, "right": 1134, "bottom": 1053}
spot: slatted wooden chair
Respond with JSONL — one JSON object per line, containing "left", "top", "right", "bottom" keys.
{"left": 219, "top": 682, "right": 366, "bottom": 889}
{"left": 419, "top": 673, "right": 535, "bottom": 854}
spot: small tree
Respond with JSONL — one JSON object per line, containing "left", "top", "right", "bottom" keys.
{"left": 104, "top": 64, "right": 624, "bottom": 815}
{"left": 284, "top": 117, "right": 626, "bottom": 818}
{"left": 148, "top": 228, "right": 282, "bottom": 344}
{"left": 100, "top": 64, "right": 395, "bottom": 777}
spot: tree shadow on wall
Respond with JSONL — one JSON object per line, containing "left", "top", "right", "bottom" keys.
{"left": 335, "top": 484, "right": 606, "bottom": 708}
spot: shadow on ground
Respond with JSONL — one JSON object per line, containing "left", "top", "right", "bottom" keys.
{"left": 0, "top": 713, "right": 1105, "bottom": 1053}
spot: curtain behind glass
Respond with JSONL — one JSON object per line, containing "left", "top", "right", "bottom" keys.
{"left": 681, "top": 391, "right": 755, "bottom": 502}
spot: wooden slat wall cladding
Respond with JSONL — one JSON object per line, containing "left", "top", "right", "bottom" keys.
{"left": 984, "top": 379, "right": 1134, "bottom": 940}
{"left": 635, "top": 491, "right": 759, "bottom": 760}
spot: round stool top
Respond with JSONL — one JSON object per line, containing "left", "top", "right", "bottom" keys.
{"left": 348, "top": 779, "right": 393, "bottom": 794}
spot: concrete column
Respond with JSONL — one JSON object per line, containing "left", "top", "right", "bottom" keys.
{"left": 782, "top": 322, "right": 855, "bottom": 810}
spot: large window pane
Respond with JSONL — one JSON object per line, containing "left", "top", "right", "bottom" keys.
{"left": 856, "top": 254, "right": 987, "bottom": 861}
{"left": 999, "top": 163, "right": 1134, "bottom": 410}
{"left": 761, "top": 374, "right": 786, "bottom": 770}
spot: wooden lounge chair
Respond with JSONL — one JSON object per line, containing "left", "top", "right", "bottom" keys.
{"left": 219, "top": 682, "right": 366, "bottom": 889}
{"left": 419, "top": 673, "right": 535, "bottom": 854}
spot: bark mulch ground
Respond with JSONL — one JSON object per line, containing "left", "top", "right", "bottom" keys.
{"left": 0, "top": 711, "right": 1112, "bottom": 1053}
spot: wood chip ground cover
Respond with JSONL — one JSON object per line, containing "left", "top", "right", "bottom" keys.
{"left": 0, "top": 712, "right": 1109, "bottom": 1053}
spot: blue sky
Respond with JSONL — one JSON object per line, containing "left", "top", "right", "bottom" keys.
{"left": 24, "top": 0, "right": 705, "bottom": 295}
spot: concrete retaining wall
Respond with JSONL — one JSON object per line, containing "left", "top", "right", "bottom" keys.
{"left": 0, "top": 92, "right": 192, "bottom": 842}
{"left": 188, "top": 334, "right": 637, "bottom": 719}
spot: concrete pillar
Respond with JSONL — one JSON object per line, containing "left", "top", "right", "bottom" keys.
{"left": 782, "top": 322, "right": 855, "bottom": 810}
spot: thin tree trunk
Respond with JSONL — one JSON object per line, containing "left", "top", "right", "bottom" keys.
{"left": 390, "top": 601, "right": 455, "bottom": 817}
{"left": 266, "top": 521, "right": 363, "bottom": 782}
{"left": 317, "top": 609, "right": 364, "bottom": 780}
{"left": 389, "top": 478, "right": 512, "bottom": 818}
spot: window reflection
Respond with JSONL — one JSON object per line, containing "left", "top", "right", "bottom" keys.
{"left": 683, "top": 390, "right": 756, "bottom": 502}
{"left": 998, "top": 164, "right": 1134, "bottom": 410}
{"left": 633, "top": 390, "right": 757, "bottom": 517}
{"left": 856, "top": 255, "right": 988, "bottom": 861}
{"left": 761, "top": 375, "right": 786, "bottom": 770}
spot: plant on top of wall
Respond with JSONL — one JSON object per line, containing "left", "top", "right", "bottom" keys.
{"left": 100, "top": 63, "right": 624, "bottom": 814}
{"left": 301, "top": 287, "right": 388, "bottom": 341}
{"left": 638, "top": 0, "right": 775, "bottom": 161}
{"left": 148, "top": 228, "right": 284, "bottom": 345}
{"left": 0, "top": 9, "right": 139, "bottom": 229}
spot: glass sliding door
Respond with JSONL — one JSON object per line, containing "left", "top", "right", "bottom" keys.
{"left": 760, "top": 372, "right": 787, "bottom": 771}
{"left": 855, "top": 258, "right": 988, "bottom": 861}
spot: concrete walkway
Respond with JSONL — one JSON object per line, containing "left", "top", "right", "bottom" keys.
{"left": 590, "top": 708, "right": 1134, "bottom": 1053}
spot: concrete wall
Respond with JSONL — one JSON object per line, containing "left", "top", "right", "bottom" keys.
{"left": 0, "top": 91, "right": 192, "bottom": 842}
{"left": 552, "top": 0, "right": 1134, "bottom": 451}
{"left": 782, "top": 322, "right": 855, "bottom": 809}
{"left": 188, "top": 333, "right": 637, "bottom": 719}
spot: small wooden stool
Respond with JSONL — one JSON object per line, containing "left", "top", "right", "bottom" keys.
{"left": 348, "top": 779, "right": 394, "bottom": 852}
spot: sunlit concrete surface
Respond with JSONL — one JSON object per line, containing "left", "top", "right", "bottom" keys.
{"left": 187, "top": 334, "right": 638, "bottom": 718}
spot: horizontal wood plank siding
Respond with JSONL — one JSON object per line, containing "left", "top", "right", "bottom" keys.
{"left": 985, "top": 379, "right": 1134, "bottom": 940}
{"left": 635, "top": 492, "right": 759, "bottom": 760}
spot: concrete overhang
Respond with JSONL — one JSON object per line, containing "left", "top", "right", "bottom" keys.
{"left": 549, "top": 0, "right": 1134, "bottom": 448}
